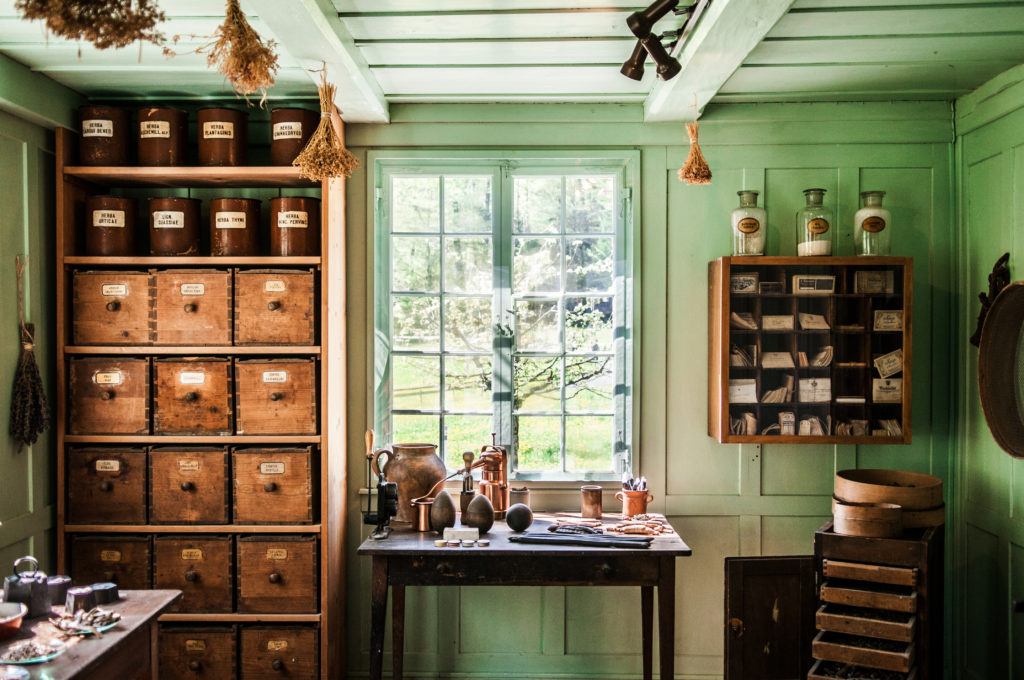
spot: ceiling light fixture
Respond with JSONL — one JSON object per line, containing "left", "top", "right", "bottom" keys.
{"left": 620, "top": 40, "right": 647, "bottom": 81}
{"left": 627, "top": 0, "right": 680, "bottom": 39}
{"left": 620, "top": 0, "right": 686, "bottom": 82}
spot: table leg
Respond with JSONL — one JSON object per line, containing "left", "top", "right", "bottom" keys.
{"left": 657, "top": 556, "right": 676, "bottom": 679}
{"left": 369, "top": 556, "right": 389, "bottom": 680}
{"left": 642, "top": 585, "right": 654, "bottom": 680}
{"left": 393, "top": 584, "right": 406, "bottom": 680}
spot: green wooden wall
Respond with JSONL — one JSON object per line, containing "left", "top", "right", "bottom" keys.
{"left": 344, "top": 101, "right": 956, "bottom": 678}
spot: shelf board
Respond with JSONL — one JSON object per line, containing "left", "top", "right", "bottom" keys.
{"left": 64, "top": 256, "right": 320, "bottom": 266}
{"left": 722, "top": 435, "right": 906, "bottom": 445}
{"left": 63, "top": 435, "right": 321, "bottom": 444}
{"left": 159, "top": 613, "right": 321, "bottom": 623}
{"left": 65, "top": 345, "right": 320, "bottom": 356}
{"left": 65, "top": 165, "right": 318, "bottom": 188}
{"left": 64, "top": 524, "right": 321, "bottom": 534}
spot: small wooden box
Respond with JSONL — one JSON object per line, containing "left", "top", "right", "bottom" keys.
{"left": 234, "top": 269, "right": 316, "bottom": 345}
{"left": 811, "top": 629, "right": 915, "bottom": 673}
{"left": 232, "top": 447, "right": 313, "bottom": 524}
{"left": 158, "top": 625, "right": 237, "bottom": 680}
{"left": 68, "top": 357, "right": 150, "bottom": 434}
{"left": 154, "top": 535, "right": 234, "bottom": 613}
{"left": 153, "top": 269, "right": 232, "bottom": 346}
{"left": 149, "top": 447, "right": 229, "bottom": 525}
{"left": 70, "top": 534, "right": 152, "bottom": 589}
{"left": 239, "top": 626, "right": 318, "bottom": 680}
{"left": 153, "top": 358, "right": 233, "bottom": 435}
{"left": 72, "top": 270, "right": 153, "bottom": 346}
{"left": 67, "top": 447, "right": 147, "bottom": 525}
{"left": 236, "top": 536, "right": 318, "bottom": 613}
{"left": 234, "top": 359, "right": 317, "bottom": 435}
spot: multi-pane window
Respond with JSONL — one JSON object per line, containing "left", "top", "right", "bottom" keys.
{"left": 375, "top": 159, "right": 632, "bottom": 479}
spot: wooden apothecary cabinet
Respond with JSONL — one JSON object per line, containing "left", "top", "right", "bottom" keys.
{"left": 70, "top": 534, "right": 152, "bottom": 589}
{"left": 72, "top": 270, "right": 152, "bottom": 345}
{"left": 232, "top": 447, "right": 314, "bottom": 524}
{"left": 240, "top": 626, "right": 319, "bottom": 679}
{"left": 148, "top": 446, "right": 230, "bottom": 524}
{"left": 158, "top": 625, "right": 237, "bottom": 680}
{"left": 153, "top": 535, "right": 234, "bottom": 613}
{"left": 152, "top": 268, "right": 232, "bottom": 346}
{"left": 67, "top": 447, "right": 147, "bottom": 524}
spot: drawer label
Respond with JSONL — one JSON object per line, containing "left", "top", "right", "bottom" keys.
{"left": 180, "top": 283, "right": 205, "bottom": 296}
{"left": 93, "top": 210, "right": 125, "bottom": 228}
{"left": 93, "top": 371, "right": 123, "bottom": 385}
{"left": 272, "top": 121, "right": 303, "bottom": 139}
{"left": 185, "top": 639, "right": 206, "bottom": 651}
{"left": 266, "top": 548, "right": 288, "bottom": 560}
{"left": 178, "top": 459, "right": 201, "bottom": 472}
{"left": 260, "top": 462, "right": 286, "bottom": 475}
{"left": 264, "top": 280, "right": 287, "bottom": 293}
{"left": 214, "top": 211, "right": 247, "bottom": 229}
{"left": 277, "top": 211, "right": 308, "bottom": 229}
{"left": 266, "top": 640, "right": 289, "bottom": 651}
{"left": 82, "top": 119, "right": 114, "bottom": 137}
{"left": 202, "top": 121, "right": 234, "bottom": 139}
{"left": 262, "top": 371, "right": 288, "bottom": 383}
{"left": 95, "top": 459, "right": 121, "bottom": 472}
{"left": 101, "top": 283, "right": 127, "bottom": 297}
{"left": 179, "top": 371, "right": 206, "bottom": 385}
{"left": 180, "top": 549, "right": 204, "bottom": 561}
{"left": 153, "top": 210, "right": 184, "bottom": 229}
{"left": 100, "top": 550, "right": 121, "bottom": 562}
{"left": 140, "top": 120, "right": 170, "bottom": 138}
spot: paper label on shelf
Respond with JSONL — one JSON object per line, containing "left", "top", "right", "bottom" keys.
{"left": 140, "top": 120, "right": 170, "bottom": 138}
{"left": 262, "top": 371, "right": 288, "bottom": 383}
{"left": 873, "top": 348, "right": 903, "bottom": 379}
{"left": 82, "top": 119, "right": 114, "bottom": 137}
{"left": 277, "top": 211, "right": 308, "bottom": 229}
{"left": 93, "top": 210, "right": 125, "bottom": 228}
{"left": 873, "top": 378, "right": 902, "bottom": 403}
{"left": 180, "top": 549, "right": 203, "bottom": 561}
{"left": 93, "top": 371, "right": 123, "bottom": 385}
{"left": 185, "top": 640, "right": 206, "bottom": 651}
{"left": 737, "top": 217, "right": 760, "bottom": 234}
{"left": 273, "top": 122, "right": 303, "bottom": 139}
{"left": 807, "top": 218, "right": 830, "bottom": 234}
{"left": 214, "top": 212, "right": 247, "bottom": 229}
{"left": 862, "top": 216, "right": 886, "bottom": 233}
{"left": 95, "top": 459, "right": 120, "bottom": 472}
{"left": 101, "top": 283, "right": 127, "bottom": 297}
{"left": 873, "top": 309, "right": 903, "bottom": 331}
{"left": 266, "top": 640, "right": 289, "bottom": 651}
{"left": 264, "top": 280, "right": 287, "bottom": 292}
{"left": 728, "top": 379, "right": 757, "bottom": 404}
{"left": 153, "top": 211, "right": 184, "bottom": 229}
{"left": 202, "top": 121, "right": 234, "bottom": 139}
{"left": 266, "top": 548, "right": 288, "bottom": 560}
{"left": 178, "top": 459, "right": 200, "bottom": 472}
{"left": 798, "top": 378, "right": 832, "bottom": 403}
{"left": 179, "top": 371, "right": 205, "bottom": 385}
{"left": 180, "top": 283, "right": 205, "bottom": 296}
{"left": 260, "top": 462, "right": 286, "bottom": 474}
{"left": 100, "top": 550, "right": 121, "bottom": 562}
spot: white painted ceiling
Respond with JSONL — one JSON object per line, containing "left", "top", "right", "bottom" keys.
{"left": 0, "top": 0, "right": 1022, "bottom": 123}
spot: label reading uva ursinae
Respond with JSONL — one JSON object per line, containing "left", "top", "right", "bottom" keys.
{"left": 202, "top": 121, "right": 234, "bottom": 139}
{"left": 82, "top": 119, "right": 114, "bottom": 137}
{"left": 180, "top": 283, "right": 205, "bottom": 296}
{"left": 101, "top": 283, "right": 127, "bottom": 296}
{"left": 153, "top": 211, "right": 184, "bottom": 229}
{"left": 862, "top": 216, "right": 886, "bottom": 233}
{"left": 273, "top": 122, "right": 303, "bottom": 139}
{"left": 215, "top": 212, "right": 246, "bottom": 229}
{"left": 93, "top": 210, "right": 125, "bottom": 228}
{"left": 277, "top": 211, "right": 308, "bottom": 229}
{"left": 140, "top": 121, "right": 170, "bottom": 138}
{"left": 807, "top": 218, "right": 830, "bottom": 234}
{"left": 737, "top": 217, "right": 760, "bottom": 234}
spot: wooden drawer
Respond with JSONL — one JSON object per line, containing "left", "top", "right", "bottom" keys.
{"left": 70, "top": 534, "right": 151, "bottom": 589}
{"left": 234, "top": 269, "right": 315, "bottom": 345}
{"left": 236, "top": 536, "right": 318, "bottom": 613}
{"left": 67, "top": 447, "right": 147, "bottom": 525}
{"left": 820, "top": 579, "right": 917, "bottom": 613}
{"left": 812, "top": 630, "right": 915, "bottom": 673}
{"left": 808, "top": 658, "right": 916, "bottom": 680}
{"left": 239, "top": 626, "right": 318, "bottom": 680}
{"left": 153, "top": 358, "right": 233, "bottom": 435}
{"left": 154, "top": 535, "right": 234, "bottom": 613}
{"left": 233, "top": 447, "right": 313, "bottom": 524}
{"left": 72, "top": 270, "right": 153, "bottom": 345}
{"left": 234, "top": 359, "right": 317, "bottom": 435}
{"left": 158, "top": 625, "right": 237, "bottom": 680}
{"left": 149, "top": 447, "right": 229, "bottom": 524}
{"left": 69, "top": 357, "right": 150, "bottom": 434}
{"left": 823, "top": 559, "right": 917, "bottom": 587}
{"left": 816, "top": 603, "right": 916, "bottom": 643}
{"left": 153, "top": 269, "right": 233, "bottom": 346}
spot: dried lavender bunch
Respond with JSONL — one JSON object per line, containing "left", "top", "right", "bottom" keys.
{"left": 15, "top": 0, "right": 166, "bottom": 50}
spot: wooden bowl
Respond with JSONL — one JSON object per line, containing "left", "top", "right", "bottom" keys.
{"left": 831, "top": 497, "right": 902, "bottom": 538}
{"left": 0, "top": 602, "right": 27, "bottom": 641}
{"left": 835, "top": 469, "right": 942, "bottom": 511}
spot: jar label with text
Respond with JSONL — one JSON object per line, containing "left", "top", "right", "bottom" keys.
{"left": 737, "top": 217, "right": 760, "bottom": 234}
{"left": 260, "top": 462, "right": 286, "bottom": 475}
{"left": 140, "top": 121, "right": 170, "bottom": 138}
{"left": 178, "top": 460, "right": 200, "bottom": 472}
{"left": 185, "top": 640, "right": 206, "bottom": 651}
{"left": 862, "top": 216, "right": 886, "bottom": 233}
{"left": 180, "top": 549, "right": 203, "bottom": 561}
{"left": 93, "top": 210, "right": 125, "bottom": 228}
{"left": 101, "top": 283, "right": 127, "bottom": 297}
{"left": 153, "top": 211, "right": 184, "bottom": 229}
{"left": 264, "top": 280, "right": 287, "bottom": 293}
{"left": 215, "top": 212, "right": 247, "bottom": 229}
{"left": 82, "top": 119, "right": 114, "bottom": 137}
{"left": 179, "top": 371, "right": 205, "bottom": 385}
{"left": 180, "top": 283, "right": 205, "bottom": 296}
{"left": 95, "top": 459, "right": 121, "bottom": 472}
{"left": 267, "top": 640, "right": 288, "bottom": 651}
{"left": 93, "top": 371, "right": 123, "bottom": 385}
{"left": 273, "top": 122, "right": 303, "bottom": 139}
{"left": 266, "top": 548, "right": 288, "bottom": 560}
{"left": 100, "top": 550, "right": 121, "bottom": 562}
{"left": 263, "top": 371, "right": 288, "bottom": 383}
{"left": 277, "top": 210, "right": 308, "bottom": 229}
{"left": 202, "top": 121, "right": 234, "bottom": 139}
{"left": 807, "top": 218, "right": 830, "bottom": 235}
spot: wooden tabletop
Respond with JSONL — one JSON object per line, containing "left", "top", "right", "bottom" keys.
{"left": 357, "top": 513, "right": 692, "bottom": 557}
{"left": 1, "top": 589, "right": 180, "bottom": 679}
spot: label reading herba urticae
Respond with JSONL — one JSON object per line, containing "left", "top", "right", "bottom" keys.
{"left": 266, "top": 549, "right": 288, "bottom": 560}
{"left": 93, "top": 210, "right": 125, "bottom": 228}
{"left": 180, "top": 549, "right": 203, "bottom": 560}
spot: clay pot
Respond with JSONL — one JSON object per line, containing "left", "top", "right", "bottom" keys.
{"left": 197, "top": 107, "right": 248, "bottom": 166}
{"left": 616, "top": 489, "right": 654, "bottom": 519}
{"left": 505, "top": 503, "right": 533, "bottom": 532}
{"left": 430, "top": 490, "right": 456, "bottom": 533}
{"left": 78, "top": 105, "right": 130, "bottom": 166}
{"left": 149, "top": 197, "right": 200, "bottom": 256}
{"left": 270, "top": 108, "right": 319, "bottom": 166}
{"left": 137, "top": 107, "right": 187, "bottom": 166}
{"left": 85, "top": 195, "right": 136, "bottom": 256}
{"left": 270, "top": 196, "right": 320, "bottom": 256}
{"left": 371, "top": 443, "right": 446, "bottom": 525}
{"left": 462, "top": 494, "right": 495, "bottom": 534}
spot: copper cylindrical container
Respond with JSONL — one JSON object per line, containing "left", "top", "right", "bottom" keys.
{"left": 270, "top": 196, "right": 320, "bottom": 256}
{"left": 270, "top": 108, "right": 319, "bottom": 166}
{"left": 78, "top": 105, "right": 130, "bottom": 166}
{"left": 149, "top": 197, "right": 201, "bottom": 256}
{"left": 197, "top": 107, "right": 248, "bottom": 166}
{"left": 581, "top": 485, "right": 603, "bottom": 519}
{"left": 85, "top": 195, "right": 137, "bottom": 256}
{"left": 137, "top": 107, "right": 188, "bottom": 166}
{"left": 210, "top": 197, "right": 260, "bottom": 256}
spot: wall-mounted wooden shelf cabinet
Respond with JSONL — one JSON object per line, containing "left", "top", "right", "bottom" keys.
{"left": 708, "top": 256, "right": 912, "bottom": 444}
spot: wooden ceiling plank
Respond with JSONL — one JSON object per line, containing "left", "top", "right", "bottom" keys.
{"left": 334, "top": 0, "right": 639, "bottom": 10}
{"left": 339, "top": 12, "right": 631, "bottom": 40}
{"left": 748, "top": 34, "right": 1024, "bottom": 65}
{"left": 357, "top": 38, "right": 634, "bottom": 66}
{"left": 245, "top": 0, "right": 388, "bottom": 122}
{"left": 769, "top": 6, "right": 1024, "bottom": 38}
{"left": 644, "top": 0, "right": 796, "bottom": 122}
{"left": 373, "top": 65, "right": 651, "bottom": 95}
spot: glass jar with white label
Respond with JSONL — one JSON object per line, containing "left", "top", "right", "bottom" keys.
{"left": 854, "top": 190, "right": 891, "bottom": 256}
{"left": 731, "top": 190, "right": 766, "bottom": 256}
{"left": 795, "top": 188, "right": 833, "bottom": 256}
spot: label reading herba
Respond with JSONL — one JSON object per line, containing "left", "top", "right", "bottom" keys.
{"left": 264, "top": 280, "right": 286, "bottom": 293}
{"left": 82, "top": 119, "right": 114, "bottom": 137}
{"left": 862, "top": 216, "right": 886, "bottom": 233}
{"left": 100, "top": 550, "right": 121, "bottom": 562}
{"left": 153, "top": 211, "right": 184, "bottom": 229}
{"left": 215, "top": 212, "right": 247, "bottom": 229}
{"left": 266, "top": 548, "right": 288, "bottom": 560}
{"left": 93, "top": 210, "right": 125, "bottom": 228}
{"left": 180, "top": 549, "right": 203, "bottom": 561}
{"left": 179, "top": 371, "right": 206, "bottom": 385}
{"left": 262, "top": 371, "right": 288, "bottom": 383}
{"left": 272, "top": 122, "right": 303, "bottom": 140}
{"left": 807, "top": 218, "right": 830, "bottom": 235}
{"left": 101, "top": 283, "right": 127, "bottom": 297}
{"left": 737, "top": 217, "right": 760, "bottom": 234}
{"left": 260, "top": 462, "right": 286, "bottom": 475}
{"left": 140, "top": 120, "right": 170, "bottom": 138}
{"left": 185, "top": 640, "right": 207, "bottom": 652}
{"left": 202, "top": 121, "right": 234, "bottom": 139}
{"left": 95, "top": 459, "right": 121, "bottom": 472}
{"left": 180, "top": 283, "right": 205, "bottom": 296}
{"left": 277, "top": 211, "right": 308, "bottom": 229}
{"left": 178, "top": 459, "right": 201, "bottom": 472}
{"left": 93, "top": 371, "right": 123, "bottom": 385}
{"left": 267, "top": 640, "right": 289, "bottom": 651}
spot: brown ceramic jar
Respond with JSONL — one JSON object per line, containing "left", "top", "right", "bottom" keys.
{"left": 197, "top": 107, "right": 248, "bottom": 166}
{"left": 85, "top": 195, "right": 137, "bottom": 256}
{"left": 370, "top": 443, "right": 447, "bottom": 524}
{"left": 78, "top": 105, "right": 131, "bottom": 166}
{"left": 270, "top": 196, "right": 320, "bottom": 256}
{"left": 210, "top": 197, "right": 260, "bottom": 256}
{"left": 149, "top": 197, "right": 201, "bottom": 256}
{"left": 137, "top": 107, "right": 188, "bottom": 166}
{"left": 269, "top": 108, "right": 319, "bottom": 165}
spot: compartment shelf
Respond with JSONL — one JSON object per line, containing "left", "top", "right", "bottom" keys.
{"left": 65, "top": 345, "right": 321, "bottom": 355}
{"left": 65, "top": 256, "right": 321, "bottom": 266}
{"left": 64, "top": 435, "right": 321, "bottom": 444}
{"left": 65, "top": 165, "right": 317, "bottom": 188}
{"left": 159, "top": 613, "right": 322, "bottom": 623}
{"left": 65, "top": 524, "right": 322, "bottom": 534}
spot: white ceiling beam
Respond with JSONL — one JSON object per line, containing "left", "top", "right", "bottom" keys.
{"left": 643, "top": 0, "right": 795, "bottom": 122}
{"left": 245, "top": 0, "right": 389, "bottom": 123}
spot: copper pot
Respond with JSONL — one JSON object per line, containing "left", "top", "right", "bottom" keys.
{"left": 149, "top": 197, "right": 200, "bottom": 256}
{"left": 371, "top": 443, "right": 447, "bottom": 524}
{"left": 137, "top": 107, "right": 188, "bottom": 166}
{"left": 78, "top": 105, "right": 130, "bottom": 166}
{"left": 85, "top": 195, "right": 136, "bottom": 256}
{"left": 198, "top": 107, "right": 248, "bottom": 166}
{"left": 270, "top": 108, "right": 319, "bottom": 166}
{"left": 210, "top": 197, "right": 260, "bottom": 256}
{"left": 270, "top": 196, "right": 320, "bottom": 256}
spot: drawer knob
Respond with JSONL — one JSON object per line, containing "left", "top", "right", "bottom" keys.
{"left": 268, "top": 572, "right": 282, "bottom": 584}
{"left": 99, "top": 390, "right": 115, "bottom": 401}
{"left": 98, "top": 480, "right": 113, "bottom": 492}
{"left": 184, "top": 570, "right": 198, "bottom": 583}
{"left": 105, "top": 300, "right": 120, "bottom": 312}
{"left": 269, "top": 392, "right": 284, "bottom": 402}
{"left": 264, "top": 482, "right": 277, "bottom": 492}
{"left": 183, "top": 303, "right": 198, "bottom": 313}
{"left": 271, "top": 660, "right": 284, "bottom": 671}
{"left": 184, "top": 391, "right": 199, "bottom": 403}
{"left": 102, "top": 571, "right": 115, "bottom": 582}
{"left": 600, "top": 563, "right": 614, "bottom": 578}
{"left": 436, "top": 562, "right": 453, "bottom": 575}
{"left": 180, "top": 481, "right": 195, "bottom": 492}
{"left": 268, "top": 301, "right": 282, "bottom": 312}
{"left": 188, "top": 660, "right": 202, "bottom": 671}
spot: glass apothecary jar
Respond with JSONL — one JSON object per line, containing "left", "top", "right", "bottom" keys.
{"left": 796, "top": 188, "right": 832, "bottom": 256}
{"left": 854, "top": 190, "right": 891, "bottom": 255}
{"left": 731, "top": 190, "right": 766, "bottom": 256}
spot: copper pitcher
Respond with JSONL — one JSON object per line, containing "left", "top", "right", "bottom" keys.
{"left": 371, "top": 443, "right": 446, "bottom": 524}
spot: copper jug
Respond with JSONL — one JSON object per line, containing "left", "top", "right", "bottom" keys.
{"left": 371, "top": 443, "right": 446, "bottom": 524}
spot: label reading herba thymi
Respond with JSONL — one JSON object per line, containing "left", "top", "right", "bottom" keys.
{"left": 215, "top": 212, "right": 247, "bottom": 229}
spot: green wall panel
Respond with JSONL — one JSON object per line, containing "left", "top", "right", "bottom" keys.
{"left": 761, "top": 448, "right": 835, "bottom": 496}
{"left": 964, "top": 523, "right": 1003, "bottom": 679}
{"left": 760, "top": 515, "right": 831, "bottom": 555}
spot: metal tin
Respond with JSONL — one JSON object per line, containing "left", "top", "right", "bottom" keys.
{"left": 137, "top": 107, "right": 188, "bottom": 166}
{"left": 434, "top": 539, "right": 446, "bottom": 547}
{"left": 270, "top": 108, "right": 319, "bottom": 166}
{"left": 197, "top": 107, "right": 248, "bottom": 166}
{"left": 210, "top": 197, "right": 260, "bottom": 256}
{"left": 477, "top": 539, "right": 490, "bottom": 547}
{"left": 91, "top": 582, "right": 119, "bottom": 604}
{"left": 65, "top": 585, "right": 96, "bottom": 612}
{"left": 270, "top": 196, "right": 320, "bottom": 256}
{"left": 149, "top": 197, "right": 201, "bottom": 256}
{"left": 461, "top": 540, "right": 475, "bottom": 548}
{"left": 446, "top": 540, "right": 460, "bottom": 547}
{"left": 78, "top": 105, "right": 130, "bottom": 166}
{"left": 581, "top": 485, "right": 603, "bottom": 519}
{"left": 85, "top": 195, "right": 137, "bottom": 256}
{"left": 46, "top": 575, "right": 71, "bottom": 604}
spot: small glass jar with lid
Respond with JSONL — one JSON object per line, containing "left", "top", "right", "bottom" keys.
{"left": 796, "top": 188, "right": 832, "bottom": 256}
{"left": 731, "top": 190, "right": 766, "bottom": 256}
{"left": 854, "top": 190, "right": 891, "bottom": 255}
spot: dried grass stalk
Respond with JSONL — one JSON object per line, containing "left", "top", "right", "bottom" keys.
{"left": 678, "top": 121, "right": 712, "bottom": 185}
{"left": 200, "top": 0, "right": 279, "bottom": 105}
{"left": 293, "top": 73, "right": 360, "bottom": 181}
{"left": 15, "top": 0, "right": 166, "bottom": 50}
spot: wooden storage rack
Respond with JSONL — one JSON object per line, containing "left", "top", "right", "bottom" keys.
{"left": 53, "top": 127, "right": 346, "bottom": 678}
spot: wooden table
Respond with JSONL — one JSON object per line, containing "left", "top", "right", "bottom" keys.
{"left": 1, "top": 589, "right": 180, "bottom": 679}
{"left": 357, "top": 515, "right": 691, "bottom": 680}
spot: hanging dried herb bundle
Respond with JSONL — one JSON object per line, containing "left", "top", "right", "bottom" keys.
{"left": 293, "top": 72, "right": 360, "bottom": 181}
{"left": 15, "top": 0, "right": 166, "bottom": 50}
{"left": 200, "top": 0, "right": 279, "bottom": 105}
{"left": 678, "top": 121, "right": 712, "bottom": 185}
{"left": 9, "top": 256, "right": 49, "bottom": 451}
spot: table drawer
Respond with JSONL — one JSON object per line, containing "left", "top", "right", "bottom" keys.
{"left": 390, "top": 554, "right": 661, "bottom": 586}
{"left": 234, "top": 359, "right": 316, "bottom": 435}
{"left": 159, "top": 625, "right": 237, "bottom": 680}
{"left": 71, "top": 534, "right": 151, "bottom": 589}
{"left": 232, "top": 447, "right": 313, "bottom": 524}
{"left": 153, "top": 358, "right": 233, "bottom": 435}
{"left": 236, "top": 536, "right": 318, "bottom": 613}
{"left": 154, "top": 535, "right": 234, "bottom": 613}
{"left": 153, "top": 269, "right": 232, "bottom": 346}
{"left": 239, "top": 626, "right": 318, "bottom": 680}
{"left": 149, "top": 447, "right": 229, "bottom": 524}
{"left": 72, "top": 270, "right": 153, "bottom": 345}
{"left": 234, "top": 269, "right": 315, "bottom": 345}
{"left": 811, "top": 629, "right": 915, "bottom": 673}
{"left": 67, "top": 447, "right": 147, "bottom": 525}
{"left": 69, "top": 357, "right": 150, "bottom": 434}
